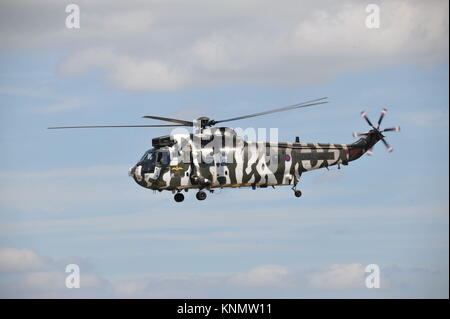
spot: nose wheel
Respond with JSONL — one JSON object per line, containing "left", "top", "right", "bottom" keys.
{"left": 174, "top": 192, "right": 184, "bottom": 202}
{"left": 196, "top": 191, "right": 207, "bottom": 201}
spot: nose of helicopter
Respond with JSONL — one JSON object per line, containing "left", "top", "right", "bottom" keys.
{"left": 128, "top": 165, "right": 135, "bottom": 177}
{"left": 128, "top": 164, "right": 144, "bottom": 183}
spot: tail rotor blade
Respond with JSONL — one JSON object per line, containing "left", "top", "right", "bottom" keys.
{"left": 360, "top": 111, "right": 375, "bottom": 128}
{"left": 377, "top": 108, "right": 387, "bottom": 128}
{"left": 382, "top": 126, "right": 400, "bottom": 133}
{"left": 381, "top": 138, "right": 393, "bottom": 152}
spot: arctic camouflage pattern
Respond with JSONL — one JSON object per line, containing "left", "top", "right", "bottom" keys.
{"left": 128, "top": 127, "right": 382, "bottom": 191}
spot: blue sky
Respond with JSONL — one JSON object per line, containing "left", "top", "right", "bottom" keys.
{"left": 0, "top": 0, "right": 448, "bottom": 298}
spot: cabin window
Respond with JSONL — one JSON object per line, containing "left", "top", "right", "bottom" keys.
{"left": 156, "top": 152, "right": 170, "bottom": 165}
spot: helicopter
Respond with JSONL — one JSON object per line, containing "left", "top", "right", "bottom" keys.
{"left": 48, "top": 97, "right": 400, "bottom": 202}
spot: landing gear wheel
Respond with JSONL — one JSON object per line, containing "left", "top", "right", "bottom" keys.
{"left": 174, "top": 193, "right": 184, "bottom": 202}
{"left": 294, "top": 190, "right": 302, "bottom": 198}
{"left": 196, "top": 191, "right": 207, "bottom": 201}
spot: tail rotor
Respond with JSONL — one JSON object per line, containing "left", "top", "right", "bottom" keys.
{"left": 354, "top": 108, "right": 400, "bottom": 155}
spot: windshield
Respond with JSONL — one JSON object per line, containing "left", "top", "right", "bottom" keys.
{"left": 140, "top": 150, "right": 156, "bottom": 162}
{"left": 139, "top": 150, "right": 169, "bottom": 165}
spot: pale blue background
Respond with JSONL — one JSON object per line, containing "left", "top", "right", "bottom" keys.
{"left": 0, "top": 0, "right": 448, "bottom": 298}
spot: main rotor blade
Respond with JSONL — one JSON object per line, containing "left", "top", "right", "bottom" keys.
{"left": 382, "top": 126, "right": 400, "bottom": 132}
{"left": 360, "top": 111, "right": 375, "bottom": 128}
{"left": 48, "top": 124, "right": 187, "bottom": 129}
{"left": 381, "top": 137, "right": 393, "bottom": 152}
{"left": 142, "top": 115, "right": 193, "bottom": 126}
{"left": 377, "top": 108, "right": 387, "bottom": 128}
{"left": 212, "top": 97, "right": 328, "bottom": 125}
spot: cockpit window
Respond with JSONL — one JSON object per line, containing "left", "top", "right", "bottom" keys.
{"left": 140, "top": 151, "right": 156, "bottom": 162}
{"left": 140, "top": 150, "right": 169, "bottom": 165}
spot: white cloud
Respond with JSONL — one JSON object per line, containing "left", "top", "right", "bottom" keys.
{"left": 0, "top": 248, "right": 47, "bottom": 273}
{"left": 0, "top": 248, "right": 111, "bottom": 298}
{"left": 82, "top": 10, "right": 154, "bottom": 39}
{"left": 0, "top": 248, "right": 446, "bottom": 298}
{"left": 229, "top": 265, "right": 291, "bottom": 288}
{"left": 11, "top": 270, "right": 110, "bottom": 298}
{"left": 1, "top": 0, "right": 448, "bottom": 91}
{"left": 63, "top": 0, "right": 449, "bottom": 90}
{"left": 308, "top": 263, "right": 365, "bottom": 290}
{"left": 112, "top": 280, "right": 148, "bottom": 298}
{"left": 59, "top": 49, "right": 189, "bottom": 91}
{"left": 18, "top": 271, "right": 66, "bottom": 292}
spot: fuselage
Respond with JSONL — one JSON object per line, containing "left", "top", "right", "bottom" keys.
{"left": 128, "top": 128, "right": 383, "bottom": 191}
